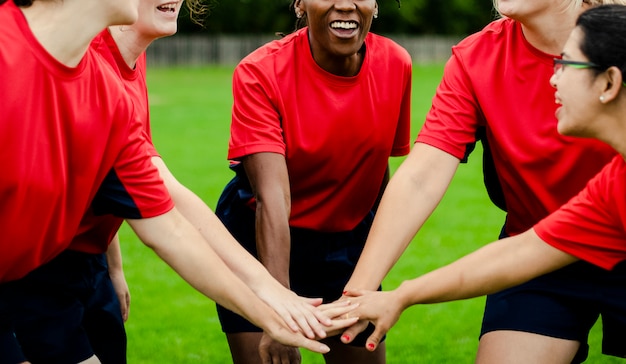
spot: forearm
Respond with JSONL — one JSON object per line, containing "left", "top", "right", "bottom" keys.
{"left": 255, "top": 196, "right": 291, "bottom": 288}
{"left": 346, "top": 144, "right": 459, "bottom": 290}
{"left": 105, "top": 234, "right": 123, "bottom": 273}
{"left": 394, "top": 230, "right": 578, "bottom": 307}
{"left": 151, "top": 157, "right": 277, "bottom": 290}
{"left": 127, "top": 209, "right": 281, "bottom": 326}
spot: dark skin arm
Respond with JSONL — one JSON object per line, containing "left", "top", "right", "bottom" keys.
{"left": 243, "top": 152, "right": 302, "bottom": 362}
{"left": 243, "top": 152, "right": 292, "bottom": 288}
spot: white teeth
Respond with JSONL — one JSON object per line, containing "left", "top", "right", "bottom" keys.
{"left": 331, "top": 21, "right": 357, "bottom": 30}
{"left": 157, "top": 3, "right": 176, "bottom": 11}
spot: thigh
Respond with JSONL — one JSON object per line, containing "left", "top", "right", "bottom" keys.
{"left": 481, "top": 261, "right": 606, "bottom": 364}
{"left": 477, "top": 331, "right": 579, "bottom": 364}
{"left": 224, "top": 332, "right": 264, "bottom": 364}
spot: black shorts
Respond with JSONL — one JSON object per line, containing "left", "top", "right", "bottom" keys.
{"left": 0, "top": 251, "right": 127, "bottom": 364}
{"left": 215, "top": 171, "right": 382, "bottom": 347}
{"left": 0, "top": 314, "right": 26, "bottom": 364}
{"left": 481, "top": 238, "right": 626, "bottom": 363}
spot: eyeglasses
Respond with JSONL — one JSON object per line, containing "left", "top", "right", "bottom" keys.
{"left": 553, "top": 58, "right": 600, "bottom": 74}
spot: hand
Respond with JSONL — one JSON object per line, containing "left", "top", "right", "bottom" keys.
{"left": 109, "top": 268, "right": 131, "bottom": 322}
{"left": 259, "top": 332, "right": 301, "bottom": 364}
{"left": 341, "top": 289, "right": 404, "bottom": 351}
{"left": 315, "top": 300, "right": 360, "bottom": 338}
{"left": 255, "top": 284, "right": 332, "bottom": 339}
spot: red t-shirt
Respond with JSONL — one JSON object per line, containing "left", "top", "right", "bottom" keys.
{"left": 417, "top": 18, "right": 616, "bottom": 235}
{"left": 69, "top": 30, "right": 160, "bottom": 254}
{"left": 228, "top": 28, "right": 412, "bottom": 232}
{"left": 0, "top": 2, "right": 173, "bottom": 282}
{"left": 534, "top": 155, "right": 626, "bottom": 270}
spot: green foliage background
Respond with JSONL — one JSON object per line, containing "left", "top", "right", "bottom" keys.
{"left": 178, "top": 0, "right": 495, "bottom": 36}
{"left": 115, "top": 64, "right": 620, "bottom": 363}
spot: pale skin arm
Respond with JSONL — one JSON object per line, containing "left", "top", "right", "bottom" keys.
{"left": 242, "top": 152, "right": 302, "bottom": 362}
{"left": 151, "top": 156, "right": 331, "bottom": 338}
{"left": 345, "top": 228, "right": 579, "bottom": 350}
{"left": 125, "top": 209, "right": 330, "bottom": 354}
{"left": 340, "top": 143, "right": 459, "bottom": 339}
{"left": 105, "top": 234, "right": 130, "bottom": 322}
{"left": 345, "top": 143, "right": 460, "bottom": 291}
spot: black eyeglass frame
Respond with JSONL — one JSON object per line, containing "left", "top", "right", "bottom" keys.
{"left": 553, "top": 58, "right": 601, "bottom": 74}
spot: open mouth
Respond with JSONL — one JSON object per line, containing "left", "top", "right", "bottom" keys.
{"left": 157, "top": 2, "right": 177, "bottom": 12}
{"left": 330, "top": 21, "right": 358, "bottom": 31}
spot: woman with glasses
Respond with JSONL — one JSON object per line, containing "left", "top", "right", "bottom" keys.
{"left": 343, "top": 4, "right": 626, "bottom": 356}
{"left": 341, "top": 0, "right": 626, "bottom": 363}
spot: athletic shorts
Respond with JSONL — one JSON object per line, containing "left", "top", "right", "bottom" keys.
{"left": 481, "top": 232, "right": 626, "bottom": 363}
{"left": 215, "top": 170, "right": 382, "bottom": 347}
{"left": 0, "top": 312, "right": 26, "bottom": 364}
{"left": 0, "top": 250, "right": 127, "bottom": 364}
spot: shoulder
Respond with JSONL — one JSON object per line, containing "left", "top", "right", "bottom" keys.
{"left": 238, "top": 29, "right": 303, "bottom": 67}
{"left": 365, "top": 32, "right": 411, "bottom": 65}
{"left": 453, "top": 18, "right": 514, "bottom": 55}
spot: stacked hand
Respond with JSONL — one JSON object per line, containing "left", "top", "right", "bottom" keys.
{"left": 260, "top": 300, "right": 360, "bottom": 363}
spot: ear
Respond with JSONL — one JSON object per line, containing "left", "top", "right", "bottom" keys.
{"left": 294, "top": 0, "right": 304, "bottom": 13}
{"left": 599, "top": 66, "right": 623, "bottom": 103}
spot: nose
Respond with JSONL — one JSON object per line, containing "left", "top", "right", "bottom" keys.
{"left": 549, "top": 72, "right": 558, "bottom": 89}
{"left": 334, "top": 0, "right": 357, "bottom": 11}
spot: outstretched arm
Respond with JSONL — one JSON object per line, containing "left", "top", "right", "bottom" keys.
{"left": 339, "top": 144, "right": 459, "bottom": 339}
{"left": 150, "top": 156, "right": 330, "bottom": 338}
{"left": 126, "top": 209, "right": 330, "bottom": 354}
{"left": 345, "top": 228, "right": 578, "bottom": 350}
{"left": 345, "top": 143, "right": 459, "bottom": 292}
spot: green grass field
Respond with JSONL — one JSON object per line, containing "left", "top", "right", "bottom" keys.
{"left": 117, "top": 65, "right": 619, "bottom": 363}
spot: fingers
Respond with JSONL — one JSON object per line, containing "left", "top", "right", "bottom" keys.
{"left": 295, "top": 337, "right": 330, "bottom": 355}
{"left": 342, "top": 288, "right": 368, "bottom": 297}
{"left": 322, "top": 317, "right": 359, "bottom": 338}
{"left": 288, "top": 302, "right": 329, "bottom": 339}
{"left": 318, "top": 300, "right": 359, "bottom": 318}
{"left": 340, "top": 319, "right": 369, "bottom": 344}
{"left": 365, "top": 326, "right": 386, "bottom": 352}
{"left": 301, "top": 297, "right": 323, "bottom": 307}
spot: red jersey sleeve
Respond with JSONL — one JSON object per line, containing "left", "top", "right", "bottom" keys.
{"left": 416, "top": 50, "right": 483, "bottom": 160}
{"left": 91, "top": 109, "right": 174, "bottom": 219}
{"left": 228, "top": 62, "right": 285, "bottom": 160}
{"left": 534, "top": 156, "right": 626, "bottom": 270}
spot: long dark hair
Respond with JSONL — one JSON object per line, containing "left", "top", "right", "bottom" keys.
{"left": 577, "top": 4, "right": 626, "bottom": 77}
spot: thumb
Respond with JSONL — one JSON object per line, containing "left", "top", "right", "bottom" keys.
{"left": 365, "top": 328, "right": 384, "bottom": 352}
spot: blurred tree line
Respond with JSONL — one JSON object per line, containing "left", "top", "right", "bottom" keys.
{"left": 179, "top": 0, "right": 497, "bottom": 36}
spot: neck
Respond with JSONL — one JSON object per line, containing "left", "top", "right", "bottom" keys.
{"left": 108, "top": 27, "right": 154, "bottom": 69}
{"left": 519, "top": 7, "right": 582, "bottom": 55}
{"left": 592, "top": 101, "right": 626, "bottom": 158}
{"left": 20, "top": 1, "right": 111, "bottom": 67}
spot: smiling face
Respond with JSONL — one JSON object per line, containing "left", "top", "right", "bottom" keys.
{"left": 550, "top": 27, "right": 603, "bottom": 137}
{"left": 131, "top": 0, "right": 183, "bottom": 40}
{"left": 296, "top": 0, "right": 377, "bottom": 73}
